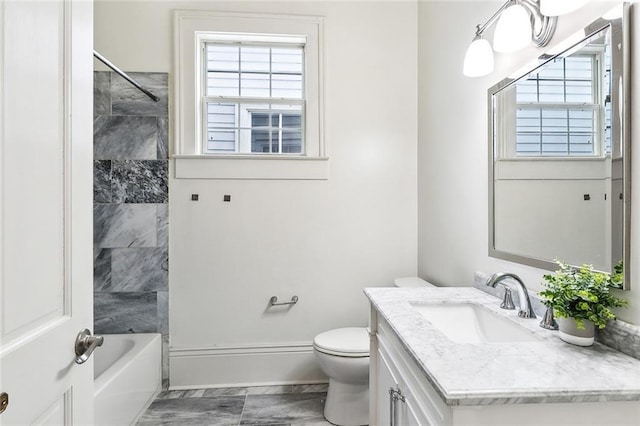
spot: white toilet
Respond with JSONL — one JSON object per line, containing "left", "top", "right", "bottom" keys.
{"left": 313, "top": 277, "right": 434, "bottom": 426}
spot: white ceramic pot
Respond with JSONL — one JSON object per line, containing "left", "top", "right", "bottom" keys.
{"left": 557, "top": 317, "right": 595, "bottom": 347}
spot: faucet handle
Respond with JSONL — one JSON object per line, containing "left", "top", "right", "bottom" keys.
{"left": 499, "top": 286, "right": 516, "bottom": 310}
{"left": 539, "top": 306, "right": 559, "bottom": 330}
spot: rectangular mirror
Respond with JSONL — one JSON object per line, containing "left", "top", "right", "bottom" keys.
{"left": 489, "top": 4, "right": 631, "bottom": 289}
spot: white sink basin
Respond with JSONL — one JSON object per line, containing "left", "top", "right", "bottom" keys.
{"left": 409, "top": 302, "right": 542, "bottom": 344}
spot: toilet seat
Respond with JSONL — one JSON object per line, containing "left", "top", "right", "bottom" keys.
{"left": 313, "top": 327, "right": 369, "bottom": 358}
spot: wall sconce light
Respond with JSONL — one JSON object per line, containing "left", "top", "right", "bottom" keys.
{"left": 463, "top": 0, "right": 558, "bottom": 77}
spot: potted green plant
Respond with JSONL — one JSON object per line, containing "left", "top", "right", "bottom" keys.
{"left": 539, "top": 260, "right": 627, "bottom": 347}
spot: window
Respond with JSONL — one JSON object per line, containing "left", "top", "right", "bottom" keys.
{"left": 204, "top": 43, "right": 304, "bottom": 154}
{"left": 174, "top": 11, "right": 326, "bottom": 180}
{"left": 514, "top": 53, "right": 607, "bottom": 157}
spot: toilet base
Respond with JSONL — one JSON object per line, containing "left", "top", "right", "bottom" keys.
{"left": 324, "top": 379, "right": 369, "bottom": 426}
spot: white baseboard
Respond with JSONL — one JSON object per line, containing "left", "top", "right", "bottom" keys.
{"left": 169, "top": 343, "right": 327, "bottom": 388}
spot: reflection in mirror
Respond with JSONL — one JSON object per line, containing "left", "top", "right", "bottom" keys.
{"left": 489, "top": 7, "right": 630, "bottom": 289}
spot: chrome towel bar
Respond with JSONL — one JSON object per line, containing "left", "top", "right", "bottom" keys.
{"left": 269, "top": 296, "right": 299, "bottom": 306}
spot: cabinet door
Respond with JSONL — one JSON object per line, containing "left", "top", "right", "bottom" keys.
{"left": 397, "top": 392, "right": 431, "bottom": 426}
{"left": 376, "top": 348, "right": 400, "bottom": 425}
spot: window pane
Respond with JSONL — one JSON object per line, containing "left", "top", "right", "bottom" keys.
{"left": 516, "top": 80, "right": 538, "bottom": 103}
{"left": 272, "top": 48, "right": 303, "bottom": 74}
{"left": 541, "top": 109, "right": 568, "bottom": 132}
{"left": 206, "top": 45, "right": 239, "bottom": 71}
{"left": 207, "top": 71, "right": 239, "bottom": 97}
{"left": 240, "top": 73, "right": 270, "bottom": 97}
{"left": 207, "top": 103, "right": 236, "bottom": 128}
{"left": 238, "top": 103, "right": 270, "bottom": 129}
{"left": 538, "top": 80, "right": 565, "bottom": 102}
{"left": 240, "top": 47, "right": 270, "bottom": 72}
{"left": 281, "top": 129, "right": 302, "bottom": 153}
{"left": 565, "top": 56, "right": 592, "bottom": 80}
{"left": 206, "top": 45, "right": 240, "bottom": 97}
{"left": 271, "top": 74, "right": 302, "bottom": 98}
{"left": 569, "top": 132, "right": 594, "bottom": 154}
{"left": 516, "top": 109, "right": 540, "bottom": 132}
{"left": 566, "top": 80, "right": 592, "bottom": 102}
{"left": 207, "top": 130, "right": 236, "bottom": 152}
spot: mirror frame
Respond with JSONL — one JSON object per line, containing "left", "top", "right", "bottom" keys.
{"left": 488, "top": 4, "right": 631, "bottom": 289}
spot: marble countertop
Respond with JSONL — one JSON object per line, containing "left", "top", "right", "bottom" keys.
{"left": 364, "top": 287, "right": 640, "bottom": 406}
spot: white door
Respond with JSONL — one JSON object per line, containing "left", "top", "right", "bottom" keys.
{"left": 0, "top": 0, "right": 94, "bottom": 424}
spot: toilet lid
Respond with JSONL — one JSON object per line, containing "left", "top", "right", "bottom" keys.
{"left": 313, "top": 327, "right": 369, "bottom": 357}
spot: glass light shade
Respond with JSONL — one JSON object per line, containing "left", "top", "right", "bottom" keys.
{"left": 463, "top": 37, "right": 494, "bottom": 77}
{"left": 540, "top": 0, "right": 587, "bottom": 16}
{"left": 493, "top": 4, "right": 531, "bottom": 53}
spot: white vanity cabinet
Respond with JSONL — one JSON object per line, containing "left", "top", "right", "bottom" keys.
{"left": 368, "top": 299, "right": 640, "bottom": 426}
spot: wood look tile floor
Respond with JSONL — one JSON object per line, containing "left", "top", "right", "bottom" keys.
{"left": 137, "top": 385, "right": 333, "bottom": 426}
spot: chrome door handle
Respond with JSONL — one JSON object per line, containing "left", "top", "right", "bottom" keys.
{"left": 74, "top": 329, "right": 104, "bottom": 364}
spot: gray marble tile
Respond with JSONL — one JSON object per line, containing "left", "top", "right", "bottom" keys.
{"left": 93, "top": 248, "right": 112, "bottom": 291}
{"left": 94, "top": 204, "right": 157, "bottom": 248}
{"left": 137, "top": 396, "right": 245, "bottom": 426}
{"left": 240, "top": 393, "right": 326, "bottom": 425}
{"left": 94, "top": 71, "right": 111, "bottom": 116}
{"left": 111, "top": 72, "right": 168, "bottom": 117}
{"left": 157, "top": 204, "right": 168, "bottom": 248}
{"left": 157, "top": 116, "right": 169, "bottom": 159}
{"left": 157, "top": 291, "right": 169, "bottom": 333}
{"left": 94, "top": 116, "right": 158, "bottom": 160}
{"left": 108, "top": 247, "right": 168, "bottom": 291}
{"left": 94, "top": 292, "right": 157, "bottom": 334}
{"left": 597, "top": 319, "right": 640, "bottom": 360}
{"left": 94, "top": 160, "right": 112, "bottom": 203}
{"left": 292, "top": 384, "right": 328, "bottom": 394}
{"left": 112, "top": 160, "right": 168, "bottom": 203}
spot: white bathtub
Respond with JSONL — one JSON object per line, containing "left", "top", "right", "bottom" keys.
{"left": 94, "top": 334, "right": 162, "bottom": 426}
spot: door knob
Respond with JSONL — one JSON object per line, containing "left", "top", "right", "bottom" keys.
{"left": 74, "top": 329, "right": 104, "bottom": 364}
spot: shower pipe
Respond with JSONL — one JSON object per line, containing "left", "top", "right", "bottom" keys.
{"left": 93, "top": 50, "right": 160, "bottom": 102}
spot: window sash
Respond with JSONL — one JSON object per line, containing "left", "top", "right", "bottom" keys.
{"left": 203, "top": 99, "right": 305, "bottom": 155}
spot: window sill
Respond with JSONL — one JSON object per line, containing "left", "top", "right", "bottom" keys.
{"left": 173, "top": 155, "right": 329, "bottom": 180}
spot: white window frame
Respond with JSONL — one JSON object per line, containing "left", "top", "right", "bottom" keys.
{"left": 174, "top": 11, "right": 326, "bottom": 179}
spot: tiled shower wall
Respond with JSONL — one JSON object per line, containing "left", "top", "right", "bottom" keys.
{"left": 93, "top": 71, "right": 169, "bottom": 381}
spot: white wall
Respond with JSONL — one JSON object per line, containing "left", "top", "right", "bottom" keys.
{"left": 418, "top": 1, "right": 640, "bottom": 325}
{"left": 95, "top": 0, "right": 418, "bottom": 386}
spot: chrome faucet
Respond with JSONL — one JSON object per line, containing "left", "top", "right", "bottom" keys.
{"left": 486, "top": 272, "right": 537, "bottom": 319}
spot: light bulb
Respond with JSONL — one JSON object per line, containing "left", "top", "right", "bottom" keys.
{"left": 493, "top": 4, "right": 531, "bottom": 53}
{"left": 463, "top": 37, "right": 494, "bottom": 77}
{"left": 540, "top": 0, "right": 587, "bottom": 17}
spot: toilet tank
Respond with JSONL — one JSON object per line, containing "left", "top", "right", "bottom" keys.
{"left": 393, "top": 277, "right": 435, "bottom": 288}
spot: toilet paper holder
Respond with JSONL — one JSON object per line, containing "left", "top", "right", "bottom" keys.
{"left": 269, "top": 296, "right": 299, "bottom": 306}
